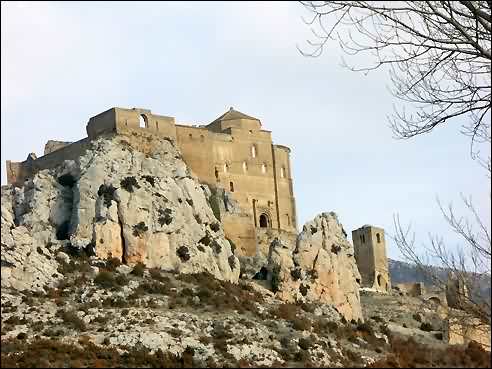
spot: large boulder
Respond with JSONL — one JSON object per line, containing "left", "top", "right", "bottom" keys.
{"left": 267, "top": 212, "right": 363, "bottom": 322}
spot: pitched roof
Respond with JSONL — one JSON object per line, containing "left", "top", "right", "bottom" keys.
{"left": 210, "top": 107, "right": 260, "bottom": 124}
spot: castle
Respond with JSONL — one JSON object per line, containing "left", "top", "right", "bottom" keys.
{"left": 6, "top": 106, "right": 391, "bottom": 293}
{"left": 6, "top": 107, "right": 297, "bottom": 258}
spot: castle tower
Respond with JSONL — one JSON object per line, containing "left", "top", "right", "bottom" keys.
{"left": 352, "top": 225, "right": 391, "bottom": 293}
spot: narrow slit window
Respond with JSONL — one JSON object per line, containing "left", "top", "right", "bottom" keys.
{"left": 230, "top": 181, "right": 234, "bottom": 192}
{"left": 376, "top": 233, "right": 381, "bottom": 243}
{"left": 251, "top": 145, "right": 257, "bottom": 158}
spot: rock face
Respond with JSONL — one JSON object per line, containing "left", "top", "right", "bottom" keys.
{"left": 1, "top": 133, "right": 240, "bottom": 291}
{"left": 267, "top": 212, "right": 363, "bottom": 322}
{"left": 1, "top": 179, "right": 64, "bottom": 292}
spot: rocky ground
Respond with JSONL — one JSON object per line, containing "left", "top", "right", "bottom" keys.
{"left": 1, "top": 255, "right": 490, "bottom": 368}
{"left": 1, "top": 133, "right": 490, "bottom": 367}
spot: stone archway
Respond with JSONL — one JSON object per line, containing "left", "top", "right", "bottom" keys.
{"left": 259, "top": 213, "right": 269, "bottom": 228}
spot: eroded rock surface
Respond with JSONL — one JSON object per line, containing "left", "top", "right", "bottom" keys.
{"left": 1, "top": 133, "right": 240, "bottom": 291}
{"left": 267, "top": 212, "right": 363, "bottom": 322}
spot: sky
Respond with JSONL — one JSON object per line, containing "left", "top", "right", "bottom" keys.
{"left": 2, "top": 1, "right": 490, "bottom": 264}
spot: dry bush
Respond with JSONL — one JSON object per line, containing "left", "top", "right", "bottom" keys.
{"left": 131, "top": 262, "right": 146, "bottom": 277}
{"left": 369, "top": 336, "right": 491, "bottom": 368}
{"left": 56, "top": 309, "right": 86, "bottom": 332}
{"left": 0, "top": 337, "right": 199, "bottom": 368}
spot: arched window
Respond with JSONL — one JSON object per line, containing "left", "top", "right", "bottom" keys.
{"left": 259, "top": 214, "right": 269, "bottom": 228}
{"left": 251, "top": 145, "right": 257, "bottom": 158}
{"left": 261, "top": 163, "right": 267, "bottom": 174}
{"left": 139, "top": 114, "right": 147, "bottom": 128}
{"left": 280, "top": 167, "right": 285, "bottom": 178}
{"left": 229, "top": 181, "right": 234, "bottom": 192}
{"left": 377, "top": 274, "right": 382, "bottom": 287}
{"left": 242, "top": 162, "right": 248, "bottom": 173}
{"left": 376, "top": 233, "right": 381, "bottom": 243}
{"left": 223, "top": 163, "right": 229, "bottom": 173}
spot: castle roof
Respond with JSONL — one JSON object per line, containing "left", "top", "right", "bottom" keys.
{"left": 210, "top": 107, "right": 260, "bottom": 124}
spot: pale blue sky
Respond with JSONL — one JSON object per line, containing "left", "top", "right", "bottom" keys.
{"left": 2, "top": 1, "right": 490, "bottom": 263}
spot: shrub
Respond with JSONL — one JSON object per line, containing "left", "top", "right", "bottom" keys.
{"left": 420, "top": 322, "right": 433, "bottom": 332}
{"left": 298, "top": 337, "right": 313, "bottom": 350}
{"left": 211, "top": 240, "right": 222, "bottom": 254}
{"left": 120, "top": 176, "right": 140, "bottom": 192}
{"left": 131, "top": 262, "right": 146, "bottom": 277}
{"left": 149, "top": 268, "right": 169, "bottom": 282}
{"left": 97, "top": 183, "right": 117, "bottom": 207}
{"left": 158, "top": 208, "right": 173, "bottom": 226}
{"left": 228, "top": 255, "right": 236, "bottom": 270}
{"left": 271, "top": 264, "right": 281, "bottom": 293}
{"left": 16, "top": 332, "right": 27, "bottom": 340}
{"left": 104, "top": 257, "right": 122, "bottom": 271}
{"left": 141, "top": 175, "right": 155, "bottom": 187}
{"left": 356, "top": 321, "right": 374, "bottom": 336}
{"left": 293, "top": 318, "right": 312, "bottom": 331}
{"left": 299, "top": 284, "right": 310, "bottom": 296}
{"left": 94, "top": 270, "right": 116, "bottom": 289}
{"left": 57, "top": 309, "right": 86, "bottom": 331}
{"left": 177, "top": 246, "right": 191, "bottom": 262}
{"left": 412, "top": 313, "right": 422, "bottom": 322}
{"left": 133, "top": 222, "right": 148, "bottom": 237}
{"left": 290, "top": 268, "right": 302, "bottom": 281}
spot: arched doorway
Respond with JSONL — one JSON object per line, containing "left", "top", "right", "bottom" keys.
{"left": 259, "top": 213, "right": 269, "bottom": 228}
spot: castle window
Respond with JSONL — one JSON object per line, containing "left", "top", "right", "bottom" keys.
{"left": 189, "top": 133, "right": 193, "bottom": 139}
{"left": 377, "top": 274, "right": 382, "bottom": 287}
{"left": 280, "top": 167, "right": 285, "bottom": 178}
{"left": 229, "top": 181, "right": 234, "bottom": 192}
{"left": 251, "top": 145, "right": 257, "bottom": 158}
{"left": 376, "top": 233, "right": 381, "bottom": 243}
{"left": 200, "top": 135, "right": 205, "bottom": 142}
{"left": 223, "top": 163, "right": 229, "bottom": 173}
{"left": 286, "top": 214, "right": 290, "bottom": 226}
{"left": 361, "top": 234, "right": 365, "bottom": 243}
{"left": 261, "top": 163, "right": 267, "bottom": 174}
{"left": 156, "top": 121, "right": 159, "bottom": 131}
{"left": 242, "top": 162, "right": 248, "bottom": 173}
{"left": 139, "top": 114, "right": 148, "bottom": 128}
{"left": 259, "top": 213, "right": 269, "bottom": 228}
{"left": 215, "top": 167, "right": 219, "bottom": 182}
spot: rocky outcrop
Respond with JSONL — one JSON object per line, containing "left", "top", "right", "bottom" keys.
{"left": 1, "top": 180, "right": 64, "bottom": 292}
{"left": 1, "top": 132, "right": 240, "bottom": 291}
{"left": 267, "top": 212, "right": 363, "bottom": 322}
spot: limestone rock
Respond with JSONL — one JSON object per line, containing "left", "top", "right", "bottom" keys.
{"left": 267, "top": 212, "right": 363, "bottom": 321}
{"left": 2, "top": 133, "right": 240, "bottom": 291}
{"left": 1, "top": 185, "right": 62, "bottom": 292}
